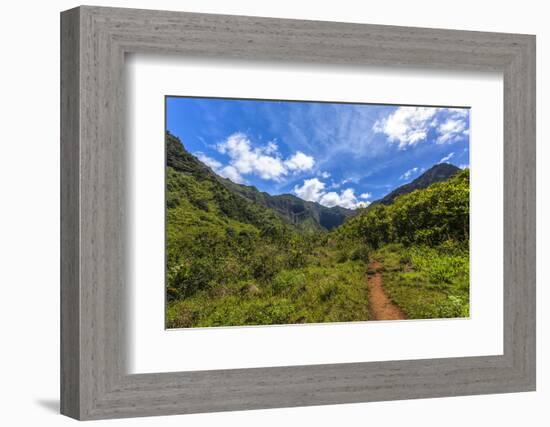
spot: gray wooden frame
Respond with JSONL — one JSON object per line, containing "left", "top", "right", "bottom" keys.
{"left": 60, "top": 5, "right": 536, "bottom": 420}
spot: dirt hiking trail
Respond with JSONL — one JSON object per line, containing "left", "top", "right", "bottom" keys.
{"left": 367, "top": 261, "right": 406, "bottom": 321}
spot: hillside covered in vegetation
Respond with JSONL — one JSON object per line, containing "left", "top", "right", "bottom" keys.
{"left": 166, "top": 133, "right": 470, "bottom": 328}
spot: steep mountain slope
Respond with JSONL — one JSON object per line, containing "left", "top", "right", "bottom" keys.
{"left": 167, "top": 132, "right": 353, "bottom": 231}
{"left": 166, "top": 132, "right": 308, "bottom": 301}
{"left": 375, "top": 163, "right": 460, "bottom": 205}
{"left": 166, "top": 132, "right": 292, "bottom": 231}
{"left": 220, "top": 179, "right": 353, "bottom": 231}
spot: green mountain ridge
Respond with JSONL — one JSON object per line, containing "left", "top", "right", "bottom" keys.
{"left": 167, "top": 132, "right": 461, "bottom": 231}
{"left": 167, "top": 131, "right": 353, "bottom": 231}
{"left": 220, "top": 178, "right": 354, "bottom": 232}
{"left": 166, "top": 132, "right": 293, "bottom": 233}
{"left": 375, "top": 163, "right": 460, "bottom": 205}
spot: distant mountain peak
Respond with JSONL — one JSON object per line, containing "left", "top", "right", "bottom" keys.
{"left": 166, "top": 132, "right": 353, "bottom": 232}
{"left": 220, "top": 177, "right": 354, "bottom": 231}
{"left": 376, "top": 163, "right": 461, "bottom": 205}
{"left": 424, "top": 162, "right": 461, "bottom": 176}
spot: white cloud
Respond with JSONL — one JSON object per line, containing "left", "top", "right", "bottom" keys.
{"left": 340, "top": 178, "right": 354, "bottom": 185}
{"left": 459, "top": 164, "right": 469, "bottom": 170}
{"left": 373, "top": 107, "right": 438, "bottom": 148}
{"left": 318, "top": 191, "right": 341, "bottom": 207}
{"left": 399, "top": 167, "right": 422, "bottom": 181}
{"left": 293, "top": 179, "right": 367, "bottom": 209}
{"left": 447, "top": 108, "right": 469, "bottom": 117}
{"left": 218, "top": 165, "right": 244, "bottom": 184}
{"left": 216, "top": 133, "right": 315, "bottom": 182}
{"left": 284, "top": 151, "right": 315, "bottom": 172}
{"left": 328, "top": 177, "right": 359, "bottom": 190}
{"left": 333, "top": 188, "right": 364, "bottom": 209}
{"left": 359, "top": 192, "right": 372, "bottom": 200}
{"left": 437, "top": 119, "right": 467, "bottom": 144}
{"left": 373, "top": 107, "right": 469, "bottom": 148}
{"left": 439, "top": 152, "right": 455, "bottom": 163}
{"left": 293, "top": 178, "right": 326, "bottom": 202}
{"left": 264, "top": 141, "right": 278, "bottom": 155}
{"left": 320, "top": 171, "right": 331, "bottom": 179}
{"left": 217, "top": 133, "right": 286, "bottom": 180}
{"left": 196, "top": 153, "right": 222, "bottom": 170}
{"left": 320, "top": 188, "right": 362, "bottom": 209}
{"left": 195, "top": 152, "right": 245, "bottom": 183}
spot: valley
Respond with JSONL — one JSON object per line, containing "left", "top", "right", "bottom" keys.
{"left": 165, "top": 132, "right": 470, "bottom": 328}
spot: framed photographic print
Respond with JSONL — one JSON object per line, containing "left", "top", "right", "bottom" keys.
{"left": 164, "top": 97, "right": 471, "bottom": 328}
{"left": 61, "top": 6, "right": 536, "bottom": 420}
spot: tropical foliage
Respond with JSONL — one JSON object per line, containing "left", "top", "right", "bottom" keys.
{"left": 337, "top": 169, "right": 469, "bottom": 248}
{"left": 165, "top": 132, "right": 470, "bottom": 327}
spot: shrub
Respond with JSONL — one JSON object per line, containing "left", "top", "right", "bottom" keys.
{"left": 337, "top": 169, "right": 469, "bottom": 249}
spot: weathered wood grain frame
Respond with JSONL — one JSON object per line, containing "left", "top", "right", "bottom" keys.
{"left": 60, "top": 5, "right": 536, "bottom": 420}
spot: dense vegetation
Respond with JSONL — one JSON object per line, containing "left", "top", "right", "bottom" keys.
{"left": 338, "top": 168, "right": 469, "bottom": 248}
{"left": 221, "top": 178, "right": 354, "bottom": 232}
{"left": 336, "top": 169, "right": 470, "bottom": 318}
{"left": 165, "top": 132, "right": 470, "bottom": 328}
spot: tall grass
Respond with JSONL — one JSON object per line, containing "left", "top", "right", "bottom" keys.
{"left": 167, "top": 260, "right": 369, "bottom": 328}
{"left": 375, "top": 242, "right": 469, "bottom": 319}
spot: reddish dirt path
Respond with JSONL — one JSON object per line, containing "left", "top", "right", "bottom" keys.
{"left": 367, "top": 261, "right": 406, "bottom": 321}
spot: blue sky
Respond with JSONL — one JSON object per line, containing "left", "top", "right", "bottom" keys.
{"left": 166, "top": 97, "right": 470, "bottom": 209}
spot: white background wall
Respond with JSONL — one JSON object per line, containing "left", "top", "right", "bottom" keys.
{"left": 0, "top": 0, "right": 547, "bottom": 425}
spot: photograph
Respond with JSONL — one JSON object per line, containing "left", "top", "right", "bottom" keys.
{"left": 165, "top": 97, "right": 470, "bottom": 328}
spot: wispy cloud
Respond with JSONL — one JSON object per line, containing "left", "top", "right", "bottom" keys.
{"left": 437, "top": 119, "right": 467, "bottom": 144}
{"left": 341, "top": 177, "right": 356, "bottom": 185}
{"left": 293, "top": 178, "right": 368, "bottom": 209}
{"left": 373, "top": 107, "right": 469, "bottom": 148}
{"left": 265, "top": 102, "right": 381, "bottom": 164}
{"left": 447, "top": 108, "right": 469, "bottom": 118}
{"left": 399, "top": 166, "right": 424, "bottom": 181}
{"left": 170, "top": 97, "right": 470, "bottom": 202}
{"left": 439, "top": 152, "right": 455, "bottom": 163}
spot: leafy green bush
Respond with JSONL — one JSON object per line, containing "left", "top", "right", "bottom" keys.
{"left": 271, "top": 270, "right": 307, "bottom": 296}
{"left": 338, "top": 169, "right": 469, "bottom": 248}
{"left": 350, "top": 245, "right": 369, "bottom": 262}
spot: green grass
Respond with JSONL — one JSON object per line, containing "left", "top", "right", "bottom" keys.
{"left": 373, "top": 242, "right": 469, "bottom": 319}
{"left": 166, "top": 259, "right": 369, "bottom": 328}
